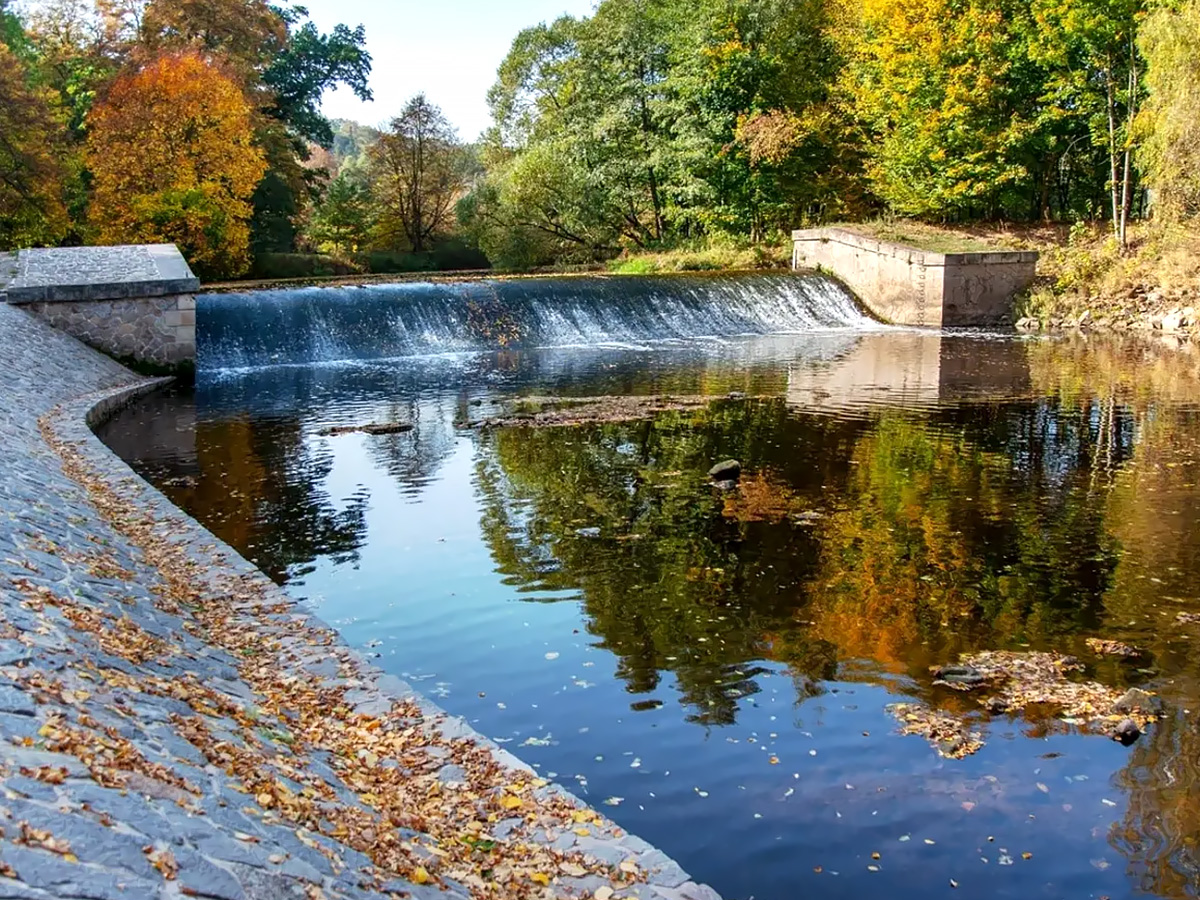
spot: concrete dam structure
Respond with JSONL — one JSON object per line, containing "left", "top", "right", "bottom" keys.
{"left": 792, "top": 227, "right": 1038, "bottom": 327}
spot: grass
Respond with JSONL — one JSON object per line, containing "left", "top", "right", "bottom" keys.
{"left": 827, "top": 219, "right": 1006, "bottom": 254}
{"left": 606, "top": 238, "right": 791, "bottom": 274}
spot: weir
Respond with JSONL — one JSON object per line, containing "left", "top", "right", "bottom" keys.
{"left": 199, "top": 272, "right": 873, "bottom": 370}
{"left": 0, "top": 245, "right": 877, "bottom": 370}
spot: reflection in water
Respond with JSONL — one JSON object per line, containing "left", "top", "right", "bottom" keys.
{"left": 102, "top": 396, "right": 369, "bottom": 583}
{"left": 98, "top": 332, "right": 1200, "bottom": 900}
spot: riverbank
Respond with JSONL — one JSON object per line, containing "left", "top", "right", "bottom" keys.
{"left": 0, "top": 300, "right": 717, "bottom": 899}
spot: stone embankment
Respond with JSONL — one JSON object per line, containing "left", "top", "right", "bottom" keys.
{"left": 1016, "top": 285, "right": 1200, "bottom": 339}
{"left": 0, "top": 300, "right": 717, "bottom": 899}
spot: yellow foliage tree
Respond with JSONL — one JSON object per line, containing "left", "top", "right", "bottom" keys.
{"left": 1138, "top": 0, "right": 1200, "bottom": 219}
{"left": 86, "top": 51, "right": 266, "bottom": 278}
{"left": 0, "top": 43, "right": 69, "bottom": 248}
{"left": 834, "top": 0, "right": 1038, "bottom": 217}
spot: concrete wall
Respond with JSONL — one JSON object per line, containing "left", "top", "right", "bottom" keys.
{"left": 21, "top": 294, "right": 196, "bottom": 366}
{"left": 792, "top": 228, "right": 1037, "bottom": 327}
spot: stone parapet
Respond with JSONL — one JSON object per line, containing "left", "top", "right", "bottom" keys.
{"left": 792, "top": 227, "right": 1037, "bottom": 327}
{"left": 4, "top": 244, "right": 199, "bottom": 303}
{"left": 4, "top": 244, "right": 199, "bottom": 366}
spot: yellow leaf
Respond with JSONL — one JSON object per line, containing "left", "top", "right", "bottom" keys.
{"left": 531, "top": 873, "right": 551, "bottom": 886}
{"left": 573, "top": 827, "right": 590, "bottom": 836}
{"left": 412, "top": 867, "right": 431, "bottom": 884}
{"left": 501, "top": 795, "right": 523, "bottom": 810}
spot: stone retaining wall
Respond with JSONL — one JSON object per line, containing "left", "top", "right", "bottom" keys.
{"left": 792, "top": 228, "right": 1037, "bottom": 327}
{"left": 0, "top": 300, "right": 718, "bottom": 900}
{"left": 21, "top": 294, "right": 196, "bottom": 366}
{"left": 3, "top": 244, "right": 200, "bottom": 368}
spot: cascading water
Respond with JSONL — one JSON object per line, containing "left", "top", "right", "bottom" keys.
{"left": 197, "top": 272, "right": 876, "bottom": 370}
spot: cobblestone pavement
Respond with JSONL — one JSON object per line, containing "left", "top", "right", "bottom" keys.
{"left": 0, "top": 301, "right": 719, "bottom": 900}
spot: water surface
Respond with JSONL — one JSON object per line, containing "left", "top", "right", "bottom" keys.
{"left": 100, "top": 303, "right": 1200, "bottom": 900}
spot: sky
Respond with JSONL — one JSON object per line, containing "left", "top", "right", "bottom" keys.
{"left": 301, "top": 0, "right": 597, "bottom": 140}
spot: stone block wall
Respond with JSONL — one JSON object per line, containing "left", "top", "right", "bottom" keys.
{"left": 792, "top": 228, "right": 1037, "bottom": 327}
{"left": 22, "top": 294, "right": 196, "bottom": 366}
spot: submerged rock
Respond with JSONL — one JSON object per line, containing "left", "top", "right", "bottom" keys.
{"left": 1112, "top": 687, "right": 1163, "bottom": 717}
{"left": 1085, "top": 637, "right": 1142, "bottom": 658}
{"left": 712, "top": 479, "right": 739, "bottom": 493}
{"left": 319, "top": 422, "right": 413, "bottom": 437}
{"left": 1114, "top": 718, "right": 1141, "bottom": 745}
{"left": 932, "top": 664, "right": 988, "bottom": 691}
{"left": 708, "top": 460, "right": 742, "bottom": 481}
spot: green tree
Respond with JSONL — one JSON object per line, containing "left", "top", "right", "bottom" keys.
{"left": 1137, "top": 0, "right": 1200, "bottom": 219}
{"left": 308, "top": 168, "right": 371, "bottom": 254}
{"left": 1028, "top": 0, "right": 1145, "bottom": 246}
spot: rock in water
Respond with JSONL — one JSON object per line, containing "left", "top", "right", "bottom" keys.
{"left": 1112, "top": 687, "right": 1163, "bottom": 716}
{"left": 932, "top": 664, "right": 987, "bottom": 690}
{"left": 708, "top": 459, "right": 742, "bottom": 481}
{"left": 1114, "top": 718, "right": 1141, "bottom": 745}
{"left": 361, "top": 423, "right": 414, "bottom": 435}
{"left": 712, "top": 479, "right": 739, "bottom": 493}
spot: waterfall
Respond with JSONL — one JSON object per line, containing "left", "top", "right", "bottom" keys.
{"left": 197, "top": 272, "right": 875, "bottom": 370}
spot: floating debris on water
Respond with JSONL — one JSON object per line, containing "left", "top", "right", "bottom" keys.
{"left": 1085, "top": 637, "right": 1142, "bottom": 658}
{"left": 889, "top": 703, "right": 985, "bottom": 759}
{"left": 891, "top": 650, "right": 1164, "bottom": 757}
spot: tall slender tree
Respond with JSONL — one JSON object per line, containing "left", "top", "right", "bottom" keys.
{"left": 368, "top": 95, "right": 466, "bottom": 253}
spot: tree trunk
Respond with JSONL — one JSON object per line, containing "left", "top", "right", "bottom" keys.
{"left": 1118, "top": 40, "right": 1138, "bottom": 250}
{"left": 1105, "top": 64, "right": 1123, "bottom": 249}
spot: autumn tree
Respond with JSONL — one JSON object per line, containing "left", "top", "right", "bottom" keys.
{"left": 86, "top": 51, "right": 266, "bottom": 277}
{"left": 0, "top": 37, "right": 70, "bottom": 248}
{"left": 368, "top": 95, "right": 467, "bottom": 253}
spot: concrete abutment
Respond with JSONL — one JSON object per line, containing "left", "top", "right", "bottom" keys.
{"left": 792, "top": 227, "right": 1038, "bottom": 327}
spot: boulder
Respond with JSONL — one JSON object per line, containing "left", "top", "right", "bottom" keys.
{"left": 1113, "top": 718, "right": 1141, "bottom": 745}
{"left": 1161, "top": 310, "right": 1186, "bottom": 332}
{"left": 708, "top": 459, "right": 742, "bottom": 481}
{"left": 1112, "top": 687, "right": 1163, "bottom": 717}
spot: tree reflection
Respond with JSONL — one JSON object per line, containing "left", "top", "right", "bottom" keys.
{"left": 183, "top": 417, "right": 368, "bottom": 582}
{"left": 476, "top": 395, "right": 1128, "bottom": 722}
{"left": 103, "top": 391, "right": 368, "bottom": 584}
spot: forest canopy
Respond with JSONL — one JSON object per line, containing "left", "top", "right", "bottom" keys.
{"left": 1, "top": 0, "right": 1198, "bottom": 275}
